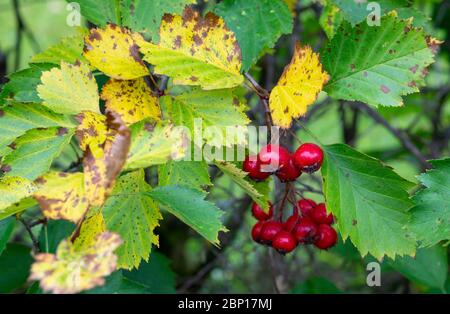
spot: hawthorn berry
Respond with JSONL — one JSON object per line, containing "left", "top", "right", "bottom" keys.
{"left": 272, "top": 231, "right": 297, "bottom": 254}
{"left": 258, "top": 144, "right": 290, "bottom": 173}
{"left": 243, "top": 155, "right": 271, "bottom": 181}
{"left": 251, "top": 202, "right": 273, "bottom": 221}
{"left": 294, "top": 217, "right": 318, "bottom": 244}
{"left": 293, "top": 143, "right": 324, "bottom": 173}
{"left": 251, "top": 221, "right": 265, "bottom": 243}
{"left": 276, "top": 156, "right": 302, "bottom": 182}
{"left": 314, "top": 224, "right": 337, "bottom": 250}
{"left": 283, "top": 214, "right": 299, "bottom": 233}
{"left": 259, "top": 221, "right": 284, "bottom": 245}
{"left": 297, "top": 198, "right": 317, "bottom": 217}
{"left": 310, "top": 203, "right": 334, "bottom": 225}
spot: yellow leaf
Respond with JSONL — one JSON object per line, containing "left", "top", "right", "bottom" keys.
{"left": 34, "top": 172, "right": 89, "bottom": 223}
{"left": 138, "top": 8, "right": 244, "bottom": 90}
{"left": 83, "top": 112, "right": 131, "bottom": 207}
{"left": 73, "top": 211, "right": 106, "bottom": 251}
{"left": 83, "top": 24, "right": 149, "bottom": 80}
{"left": 30, "top": 232, "right": 122, "bottom": 294}
{"left": 37, "top": 61, "right": 100, "bottom": 115}
{"left": 101, "top": 78, "right": 161, "bottom": 125}
{"left": 0, "top": 176, "right": 36, "bottom": 211}
{"left": 269, "top": 43, "right": 329, "bottom": 128}
{"left": 75, "top": 111, "right": 109, "bottom": 159}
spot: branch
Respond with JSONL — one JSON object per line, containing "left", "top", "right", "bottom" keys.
{"left": 354, "top": 102, "right": 431, "bottom": 169}
{"left": 17, "top": 216, "right": 40, "bottom": 253}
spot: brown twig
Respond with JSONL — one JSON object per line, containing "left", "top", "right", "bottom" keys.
{"left": 354, "top": 102, "right": 431, "bottom": 170}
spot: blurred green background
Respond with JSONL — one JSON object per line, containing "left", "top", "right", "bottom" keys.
{"left": 0, "top": 0, "right": 449, "bottom": 294}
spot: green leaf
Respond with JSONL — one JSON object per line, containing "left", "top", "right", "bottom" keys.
{"left": 0, "top": 244, "right": 33, "bottom": 293}
{"left": 321, "top": 144, "right": 416, "bottom": 260}
{"left": 408, "top": 159, "right": 450, "bottom": 247}
{"left": 322, "top": 14, "right": 436, "bottom": 107}
{"left": 124, "top": 121, "right": 186, "bottom": 171}
{"left": 38, "top": 220, "right": 75, "bottom": 254}
{"left": 0, "top": 104, "right": 76, "bottom": 157}
{"left": 121, "top": 0, "right": 196, "bottom": 41}
{"left": 214, "top": 161, "right": 270, "bottom": 211}
{"left": 0, "top": 64, "right": 56, "bottom": 105}
{"left": 1, "top": 127, "right": 74, "bottom": 180}
{"left": 158, "top": 160, "right": 211, "bottom": 191}
{"left": 103, "top": 170, "right": 162, "bottom": 270}
{"left": 0, "top": 217, "right": 15, "bottom": 256}
{"left": 0, "top": 198, "right": 37, "bottom": 221}
{"left": 37, "top": 61, "right": 100, "bottom": 115}
{"left": 73, "top": 0, "right": 121, "bottom": 26}
{"left": 161, "top": 88, "right": 249, "bottom": 147}
{"left": 147, "top": 185, "right": 227, "bottom": 245}
{"left": 122, "top": 252, "right": 176, "bottom": 294}
{"left": 32, "top": 30, "right": 89, "bottom": 65}
{"left": 319, "top": 4, "right": 343, "bottom": 39}
{"left": 291, "top": 277, "right": 341, "bottom": 294}
{"left": 330, "top": 0, "right": 431, "bottom": 28}
{"left": 215, "top": 0, "right": 293, "bottom": 71}
{"left": 0, "top": 177, "right": 36, "bottom": 212}
{"left": 389, "top": 246, "right": 448, "bottom": 290}
{"left": 137, "top": 8, "right": 244, "bottom": 90}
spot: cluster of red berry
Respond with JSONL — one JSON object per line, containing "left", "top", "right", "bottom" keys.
{"left": 243, "top": 142, "right": 337, "bottom": 254}
{"left": 251, "top": 199, "right": 337, "bottom": 254}
{"left": 243, "top": 143, "right": 324, "bottom": 182}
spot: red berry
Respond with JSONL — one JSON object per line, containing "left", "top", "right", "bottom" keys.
{"left": 293, "top": 143, "right": 324, "bottom": 173}
{"left": 283, "top": 214, "right": 299, "bottom": 233}
{"left": 251, "top": 221, "right": 265, "bottom": 243}
{"left": 294, "top": 217, "right": 318, "bottom": 244}
{"left": 276, "top": 156, "right": 302, "bottom": 182}
{"left": 243, "top": 155, "right": 271, "bottom": 181}
{"left": 259, "top": 221, "right": 283, "bottom": 245}
{"left": 251, "top": 202, "right": 273, "bottom": 221}
{"left": 258, "top": 145, "right": 290, "bottom": 173}
{"left": 310, "top": 203, "right": 334, "bottom": 225}
{"left": 297, "top": 198, "right": 317, "bottom": 217}
{"left": 314, "top": 224, "right": 337, "bottom": 249}
{"left": 272, "top": 231, "right": 297, "bottom": 254}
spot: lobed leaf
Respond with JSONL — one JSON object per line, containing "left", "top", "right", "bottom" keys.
{"left": 269, "top": 43, "right": 329, "bottom": 128}
{"left": 103, "top": 170, "right": 162, "bottom": 270}
{"left": 1, "top": 127, "right": 74, "bottom": 181}
{"left": 83, "top": 112, "right": 131, "bottom": 207}
{"left": 215, "top": 0, "right": 293, "bottom": 71}
{"left": 407, "top": 159, "right": 450, "bottom": 247}
{"left": 33, "top": 172, "right": 89, "bottom": 223}
{"left": 138, "top": 8, "right": 243, "bottom": 90}
{"left": 37, "top": 61, "right": 100, "bottom": 115}
{"left": 321, "top": 144, "right": 416, "bottom": 260}
{"left": 30, "top": 232, "right": 122, "bottom": 294}
{"left": 101, "top": 78, "right": 161, "bottom": 125}
{"left": 0, "top": 104, "right": 76, "bottom": 157}
{"left": 75, "top": 111, "right": 109, "bottom": 159}
{"left": 0, "top": 177, "right": 36, "bottom": 213}
{"left": 322, "top": 14, "right": 439, "bottom": 107}
{"left": 83, "top": 24, "right": 149, "bottom": 80}
{"left": 0, "top": 64, "right": 56, "bottom": 105}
